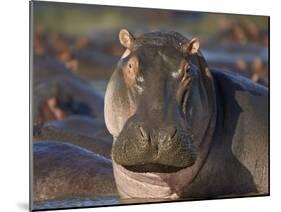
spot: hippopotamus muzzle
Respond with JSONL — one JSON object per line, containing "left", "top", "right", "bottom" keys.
{"left": 113, "top": 120, "right": 197, "bottom": 173}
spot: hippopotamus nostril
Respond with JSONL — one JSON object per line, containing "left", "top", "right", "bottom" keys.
{"left": 139, "top": 125, "right": 149, "bottom": 140}
{"left": 159, "top": 126, "right": 177, "bottom": 142}
{"left": 169, "top": 127, "right": 177, "bottom": 140}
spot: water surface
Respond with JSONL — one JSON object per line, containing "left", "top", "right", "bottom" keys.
{"left": 33, "top": 196, "right": 120, "bottom": 210}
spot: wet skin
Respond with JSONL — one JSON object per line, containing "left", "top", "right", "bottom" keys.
{"left": 104, "top": 30, "right": 268, "bottom": 199}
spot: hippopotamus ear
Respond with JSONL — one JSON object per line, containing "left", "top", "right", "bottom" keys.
{"left": 184, "top": 37, "right": 200, "bottom": 55}
{"left": 119, "top": 29, "right": 135, "bottom": 50}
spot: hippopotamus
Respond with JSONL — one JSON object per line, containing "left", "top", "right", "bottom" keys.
{"left": 33, "top": 56, "right": 104, "bottom": 136}
{"left": 32, "top": 141, "right": 117, "bottom": 202}
{"left": 104, "top": 29, "right": 268, "bottom": 200}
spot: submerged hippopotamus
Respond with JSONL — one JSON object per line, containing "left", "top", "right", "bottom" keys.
{"left": 104, "top": 29, "right": 268, "bottom": 199}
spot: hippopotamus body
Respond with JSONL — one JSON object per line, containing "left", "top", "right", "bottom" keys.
{"left": 104, "top": 29, "right": 268, "bottom": 199}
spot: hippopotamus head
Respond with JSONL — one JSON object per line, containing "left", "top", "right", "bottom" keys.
{"left": 105, "top": 29, "right": 217, "bottom": 199}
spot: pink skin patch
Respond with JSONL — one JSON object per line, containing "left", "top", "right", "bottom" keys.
{"left": 113, "top": 161, "right": 180, "bottom": 199}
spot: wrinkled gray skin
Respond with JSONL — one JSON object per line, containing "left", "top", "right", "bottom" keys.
{"left": 104, "top": 30, "right": 268, "bottom": 199}
{"left": 33, "top": 141, "right": 116, "bottom": 202}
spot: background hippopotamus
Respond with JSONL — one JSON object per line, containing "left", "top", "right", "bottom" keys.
{"left": 32, "top": 55, "right": 115, "bottom": 159}
{"left": 32, "top": 36, "right": 116, "bottom": 208}
{"left": 33, "top": 56, "right": 104, "bottom": 120}
{"left": 32, "top": 54, "right": 115, "bottom": 208}
{"left": 104, "top": 29, "right": 268, "bottom": 199}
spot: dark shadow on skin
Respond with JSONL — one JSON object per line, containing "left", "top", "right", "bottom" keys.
{"left": 184, "top": 70, "right": 263, "bottom": 198}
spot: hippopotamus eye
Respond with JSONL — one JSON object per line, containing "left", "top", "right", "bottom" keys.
{"left": 173, "top": 60, "right": 190, "bottom": 83}
{"left": 182, "top": 64, "right": 191, "bottom": 82}
{"left": 123, "top": 56, "right": 139, "bottom": 87}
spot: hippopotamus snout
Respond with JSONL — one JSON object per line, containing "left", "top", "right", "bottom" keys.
{"left": 112, "top": 119, "right": 197, "bottom": 173}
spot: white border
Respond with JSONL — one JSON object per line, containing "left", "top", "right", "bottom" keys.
{"left": 0, "top": 0, "right": 279, "bottom": 212}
